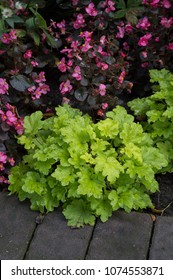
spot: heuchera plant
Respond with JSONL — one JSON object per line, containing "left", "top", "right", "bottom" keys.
{"left": 128, "top": 68, "right": 173, "bottom": 172}
{"left": 9, "top": 104, "right": 168, "bottom": 227}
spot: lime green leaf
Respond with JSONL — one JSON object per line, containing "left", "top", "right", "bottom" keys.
{"left": 95, "top": 150, "right": 124, "bottom": 183}
{"left": 121, "top": 143, "right": 143, "bottom": 163}
{"left": 108, "top": 190, "right": 119, "bottom": 210}
{"left": 77, "top": 167, "right": 104, "bottom": 198}
{"left": 24, "top": 111, "right": 43, "bottom": 135}
{"left": 22, "top": 172, "right": 46, "bottom": 195}
{"left": 51, "top": 166, "right": 76, "bottom": 186}
{"left": 63, "top": 199, "right": 96, "bottom": 227}
{"left": 90, "top": 197, "right": 113, "bottom": 222}
{"left": 97, "top": 118, "right": 119, "bottom": 138}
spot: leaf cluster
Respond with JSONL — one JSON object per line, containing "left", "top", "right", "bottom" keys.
{"left": 128, "top": 69, "right": 173, "bottom": 172}
{"left": 9, "top": 104, "right": 168, "bottom": 227}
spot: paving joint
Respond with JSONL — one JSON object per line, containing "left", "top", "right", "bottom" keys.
{"left": 84, "top": 219, "right": 97, "bottom": 260}
{"left": 146, "top": 218, "right": 155, "bottom": 260}
{"left": 23, "top": 223, "right": 38, "bottom": 260}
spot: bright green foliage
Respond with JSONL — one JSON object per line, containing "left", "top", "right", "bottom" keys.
{"left": 9, "top": 104, "right": 168, "bottom": 227}
{"left": 128, "top": 69, "right": 173, "bottom": 172}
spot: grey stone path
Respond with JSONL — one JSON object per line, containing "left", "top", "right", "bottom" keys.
{"left": 0, "top": 192, "right": 173, "bottom": 260}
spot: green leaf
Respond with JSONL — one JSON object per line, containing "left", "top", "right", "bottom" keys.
{"left": 30, "top": 31, "right": 40, "bottom": 46}
{"left": 51, "top": 166, "right": 76, "bottom": 186}
{"left": 115, "top": 0, "right": 126, "bottom": 9}
{"left": 97, "top": 118, "right": 119, "bottom": 138}
{"left": 29, "top": 8, "right": 48, "bottom": 30}
{"left": 77, "top": 167, "right": 105, "bottom": 198}
{"left": 5, "top": 16, "right": 24, "bottom": 28}
{"left": 10, "top": 75, "right": 31, "bottom": 92}
{"left": 25, "top": 17, "right": 36, "bottom": 30}
{"left": 90, "top": 196, "right": 113, "bottom": 222}
{"left": 108, "top": 190, "right": 119, "bottom": 210}
{"left": 22, "top": 172, "right": 46, "bottom": 195}
{"left": 24, "top": 111, "right": 43, "bottom": 135}
{"left": 114, "top": 10, "right": 126, "bottom": 19}
{"left": 63, "top": 199, "right": 96, "bottom": 227}
{"left": 121, "top": 143, "right": 143, "bottom": 163}
{"left": 95, "top": 150, "right": 124, "bottom": 183}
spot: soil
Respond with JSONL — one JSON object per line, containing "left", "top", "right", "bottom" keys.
{"left": 151, "top": 173, "right": 173, "bottom": 216}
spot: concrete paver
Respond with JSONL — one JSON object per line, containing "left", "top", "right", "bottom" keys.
{"left": 0, "top": 192, "right": 38, "bottom": 260}
{"left": 1, "top": 192, "right": 173, "bottom": 260}
{"left": 26, "top": 209, "right": 94, "bottom": 260}
{"left": 86, "top": 211, "right": 153, "bottom": 260}
{"left": 149, "top": 216, "right": 173, "bottom": 260}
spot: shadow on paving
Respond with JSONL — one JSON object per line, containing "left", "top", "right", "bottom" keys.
{"left": 1, "top": 192, "right": 173, "bottom": 260}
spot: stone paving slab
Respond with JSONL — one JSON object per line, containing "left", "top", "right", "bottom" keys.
{"left": 86, "top": 211, "right": 153, "bottom": 260}
{"left": 149, "top": 216, "right": 173, "bottom": 260}
{"left": 25, "top": 209, "right": 94, "bottom": 260}
{"left": 0, "top": 192, "right": 38, "bottom": 260}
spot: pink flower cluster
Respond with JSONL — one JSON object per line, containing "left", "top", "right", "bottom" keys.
{"left": 28, "top": 71, "right": 50, "bottom": 100}
{"left": 1, "top": 29, "right": 17, "bottom": 44}
{"left": 85, "top": 3, "right": 98, "bottom": 17}
{"left": 0, "top": 151, "right": 15, "bottom": 184}
{"left": 100, "top": 0, "right": 116, "bottom": 13}
{"left": 136, "top": 17, "right": 151, "bottom": 30}
{"left": 0, "top": 104, "right": 24, "bottom": 135}
{"left": 0, "top": 151, "right": 15, "bottom": 172}
{"left": 138, "top": 33, "right": 152, "bottom": 47}
{"left": 0, "top": 78, "right": 9, "bottom": 95}
{"left": 160, "top": 17, "right": 173, "bottom": 28}
{"left": 142, "top": 0, "right": 171, "bottom": 8}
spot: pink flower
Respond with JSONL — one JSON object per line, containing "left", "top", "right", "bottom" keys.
{"left": 97, "top": 62, "right": 109, "bottom": 70}
{"left": 162, "top": 0, "right": 171, "bottom": 8}
{"left": 35, "top": 71, "right": 46, "bottom": 83}
{"left": 150, "top": 0, "right": 160, "bottom": 7}
{"left": 23, "top": 49, "right": 32, "bottom": 59}
{"left": 8, "top": 157, "right": 15, "bottom": 166}
{"left": 116, "top": 26, "right": 125, "bottom": 38}
{"left": 73, "top": 14, "right": 85, "bottom": 29}
{"left": 167, "top": 43, "right": 173, "bottom": 50}
{"left": 6, "top": 110, "right": 17, "bottom": 124}
{"left": 71, "top": 40, "right": 80, "bottom": 51}
{"left": 79, "top": 31, "right": 93, "bottom": 42}
{"left": 100, "top": 35, "right": 107, "bottom": 45}
{"left": 57, "top": 20, "right": 66, "bottom": 34}
{"left": 72, "top": 66, "right": 82, "bottom": 81}
{"left": 0, "top": 176, "right": 9, "bottom": 184}
{"left": 9, "top": 29, "right": 17, "bottom": 40}
{"left": 102, "top": 103, "right": 108, "bottom": 109}
{"left": 85, "top": 3, "right": 98, "bottom": 16}
{"left": 0, "top": 78, "right": 9, "bottom": 95}
{"left": 160, "top": 17, "right": 173, "bottom": 28}
{"left": 14, "top": 118, "right": 24, "bottom": 135}
{"left": 0, "top": 152, "right": 7, "bottom": 164}
{"left": 141, "top": 51, "right": 148, "bottom": 58}
{"left": 0, "top": 163, "right": 5, "bottom": 171}
{"left": 136, "top": 17, "right": 151, "bottom": 30}
{"left": 31, "top": 61, "right": 38, "bottom": 67}
{"left": 57, "top": 57, "right": 67, "bottom": 72}
{"left": 59, "top": 80, "right": 73, "bottom": 94}
{"left": 118, "top": 70, "right": 126, "bottom": 84}
{"left": 81, "top": 41, "right": 93, "bottom": 52}
{"left": 98, "top": 84, "right": 106, "bottom": 96}
{"left": 141, "top": 62, "right": 149, "bottom": 68}
{"left": 138, "top": 33, "right": 152, "bottom": 47}
{"left": 105, "top": 0, "right": 116, "bottom": 13}
{"left": 1, "top": 33, "right": 11, "bottom": 44}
